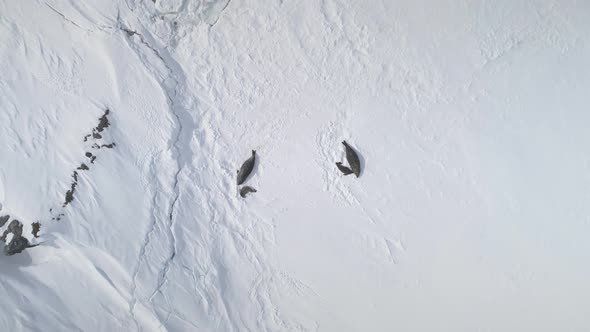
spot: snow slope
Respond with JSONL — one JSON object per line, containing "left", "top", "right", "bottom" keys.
{"left": 1, "top": 0, "right": 590, "bottom": 331}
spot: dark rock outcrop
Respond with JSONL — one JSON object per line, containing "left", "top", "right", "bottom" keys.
{"left": 63, "top": 171, "right": 79, "bottom": 207}
{"left": 32, "top": 222, "right": 41, "bottom": 238}
{"left": 1, "top": 219, "right": 38, "bottom": 256}
{"left": 1, "top": 220, "right": 23, "bottom": 240}
{"left": 0, "top": 215, "right": 9, "bottom": 228}
{"left": 96, "top": 109, "right": 111, "bottom": 133}
{"left": 5, "top": 236, "right": 30, "bottom": 256}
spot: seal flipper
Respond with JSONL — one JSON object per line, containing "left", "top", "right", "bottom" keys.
{"left": 336, "top": 162, "right": 354, "bottom": 175}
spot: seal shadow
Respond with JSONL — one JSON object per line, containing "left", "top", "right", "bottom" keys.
{"left": 357, "top": 149, "right": 365, "bottom": 177}
{"left": 250, "top": 152, "right": 260, "bottom": 183}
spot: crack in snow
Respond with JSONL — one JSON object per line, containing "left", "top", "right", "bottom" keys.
{"left": 128, "top": 159, "right": 161, "bottom": 329}
{"left": 119, "top": 17, "right": 196, "bottom": 327}
{"left": 116, "top": 4, "right": 296, "bottom": 329}
{"left": 44, "top": 2, "right": 91, "bottom": 32}
{"left": 208, "top": 0, "right": 231, "bottom": 27}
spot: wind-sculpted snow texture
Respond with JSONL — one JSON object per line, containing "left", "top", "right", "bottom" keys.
{"left": 1, "top": 0, "right": 590, "bottom": 331}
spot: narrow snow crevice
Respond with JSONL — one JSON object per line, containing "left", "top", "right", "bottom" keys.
{"left": 118, "top": 17, "right": 196, "bottom": 326}
{"left": 207, "top": 0, "right": 231, "bottom": 27}
{"left": 44, "top": 2, "right": 86, "bottom": 31}
{"left": 116, "top": 3, "right": 307, "bottom": 330}
{"left": 128, "top": 158, "right": 161, "bottom": 328}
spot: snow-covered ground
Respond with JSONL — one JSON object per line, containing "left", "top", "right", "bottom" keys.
{"left": 1, "top": 0, "right": 590, "bottom": 331}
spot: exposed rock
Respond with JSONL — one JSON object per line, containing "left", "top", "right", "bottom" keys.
{"left": 64, "top": 187, "right": 75, "bottom": 206}
{"left": 63, "top": 171, "right": 79, "bottom": 207}
{"left": 0, "top": 215, "right": 9, "bottom": 227}
{"left": 1, "top": 220, "right": 23, "bottom": 240}
{"left": 51, "top": 213, "right": 64, "bottom": 221}
{"left": 32, "top": 222, "right": 41, "bottom": 238}
{"left": 96, "top": 109, "right": 110, "bottom": 133}
{"left": 61, "top": 109, "right": 114, "bottom": 210}
{"left": 1, "top": 219, "right": 38, "bottom": 256}
{"left": 5, "top": 236, "right": 30, "bottom": 256}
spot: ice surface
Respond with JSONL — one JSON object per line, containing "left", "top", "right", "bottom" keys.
{"left": 1, "top": 0, "right": 590, "bottom": 331}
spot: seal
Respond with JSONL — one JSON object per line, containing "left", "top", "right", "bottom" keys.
{"left": 239, "top": 186, "right": 257, "bottom": 198}
{"left": 342, "top": 141, "right": 361, "bottom": 177}
{"left": 335, "top": 162, "right": 354, "bottom": 175}
{"left": 237, "top": 150, "right": 256, "bottom": 185}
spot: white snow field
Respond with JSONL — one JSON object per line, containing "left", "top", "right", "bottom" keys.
{"left": 1, "top": 0, "right": 590, "bottom": 331}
